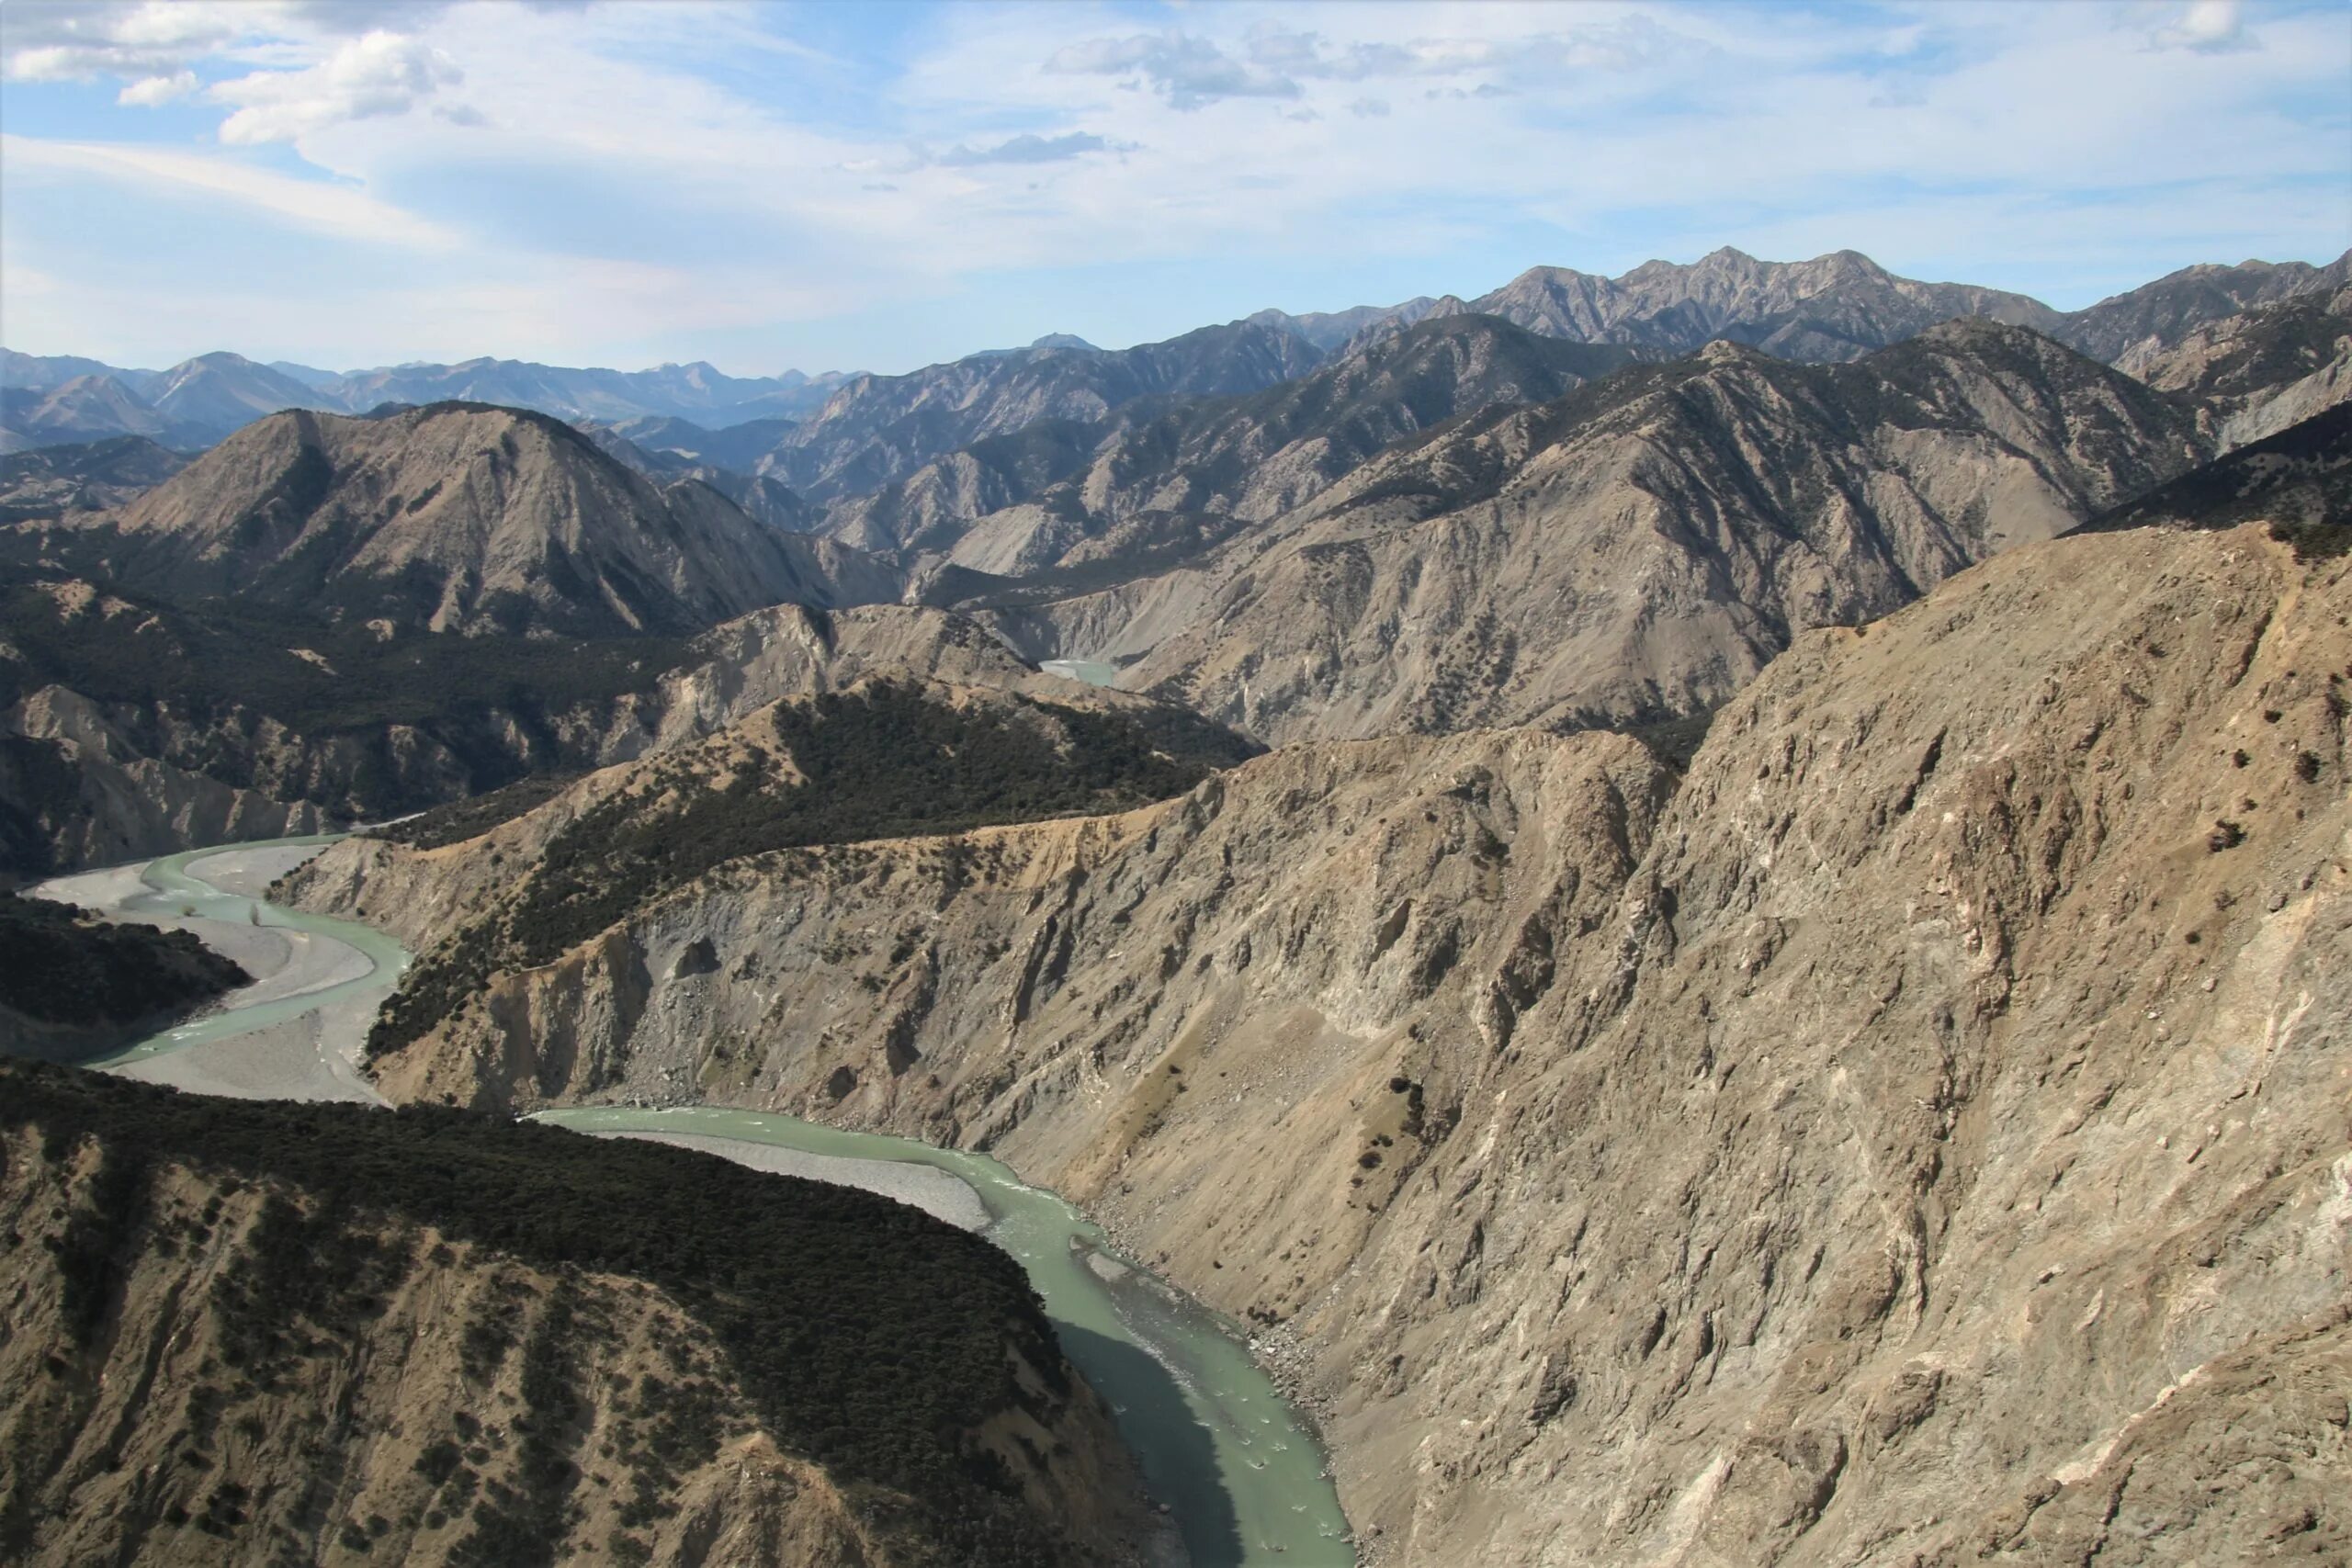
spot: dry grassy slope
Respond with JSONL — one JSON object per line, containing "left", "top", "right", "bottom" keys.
{"left": 996, "top": 323, "right": 2203, "bottom": 746}
{"left": 301, "top": 521, "right": 2350, "bottom": 1564}
{"left": 0, "top": 1129, "right": 1143, "bottom": 1568}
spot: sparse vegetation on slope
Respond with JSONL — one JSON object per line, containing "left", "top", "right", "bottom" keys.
{"left": 0, "top": 890, "right": 249, "bottom": 1032}
{"left": 0, "top": 1059, "right": 1115, "bottom": 1567}
{"left": 368, "top": 679, "right": 1254, "bottom": 1059}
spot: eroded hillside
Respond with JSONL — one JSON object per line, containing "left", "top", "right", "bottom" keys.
{"left": 0, "top": 589, "right": 1187, "bottom": 878}
{"left": 994, "top": 321, "right": 2205, "bottom": 743}
{"left": 294, "top": 520, "right": 2350, "bottom": 1564}
{"left": 16, "top": 402, "right": 896, "bottom": 637}
{"left": 0, "top": 1062, "right": 1158, "bottom": 1568}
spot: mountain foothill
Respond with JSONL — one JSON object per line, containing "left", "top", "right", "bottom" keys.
{"left": 4, "top": 242, "right": 2349, "bottom": 1568}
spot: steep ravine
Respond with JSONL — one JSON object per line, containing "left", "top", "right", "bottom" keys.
{"left": 290, "top": 520, "right": 2352, "bottom": 1562}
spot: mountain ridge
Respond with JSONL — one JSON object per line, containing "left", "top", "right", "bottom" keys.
{"left": 27, "top": 401, "right": 898, "bottom": 638}
{"left": 11, "top": 245, "right": 2344, "bottom": 471}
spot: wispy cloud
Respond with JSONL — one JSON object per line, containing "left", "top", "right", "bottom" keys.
{"left": 0, "top": 0, "right": 2344, "bottom": 372}
{"left": 1046, "top": 31, "right": 1302, "bottom": 110}
{"left": 0, "top": 134, "right": 460, "bottom": 251}
{"left": 933, "top": 130, "right": 1121, "bottom": 166}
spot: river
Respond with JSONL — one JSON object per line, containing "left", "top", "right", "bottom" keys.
{"left": 37, "top": 832, "right": 1357, "bottom": 1567}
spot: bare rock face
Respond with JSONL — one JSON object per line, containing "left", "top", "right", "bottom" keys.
{"left": 1457, "top": 246, "right": 2064, "bottom": 362}
{"left": 2126, "top": 286, "right": 2352, "bottom": 452}
{"left": 822, "top": 314, "right": 1637, "bottom": 566}
{"left": 996, "top": 323, "right": 2204, "bottom": 745}
{"left": 6, "top": 682, "right": 337, "bottom": 872}
{"left": 303, "top": 520, "right": 2349, "bottom": 1565}
{"left": 62, "top": 403, "right": 898, "bottom": 637}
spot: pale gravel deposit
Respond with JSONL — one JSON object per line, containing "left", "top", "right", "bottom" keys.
{"left": 577, "top": 1129, "right": 990, "bottom": 1233}
{"left": 29, "top": 842, "right": 384, "bottom": 1106}
{"left": 184, "top": 843, "right": 334, "bottom": 899}
{"left": 111, "top": 1012, "right": 379, "bottom": 1106}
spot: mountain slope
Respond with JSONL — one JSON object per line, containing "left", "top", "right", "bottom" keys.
{"left": 288, "top": 519, "right": 2352, "bottom": 1567}
{"left": 582, "top": 426, "right": 815, "bottom": 533}
{"left": 2058, "top": 252, "right": 2352, "bottom": 366}
{"left": 0, "top": 375, "right": 177, "bottom": 454}
{"left": 1456, "top": 246, "right": 2062, "bottom": 362}
{"left": 0, "top": 436, "right": 187, "bottom": 521}
{"left": 38, "top": 402, "right": 895, "bottom": 637}
{"left": 326, "top": 358, "right": 851, "bottom": 425}
{"left": 766, "top": 320, "right": 1329, "bottom": 502}
{"left": 826, "top": 315, "right": 1638, "bottom": 573}
{"left": 142, "top": 352, "right": 336, "bottom": 432}
{"left": 0, "top": 568, "right": 1224, "bottom": 878}
{"left": 990, "top": 321, "right": 2205, "bottom": 743}
{"left": 2073, "top": 402, "right": 2351, "bottom": 538}
{"left": 0, "top": 1060, "right": 1158, "bottom": 1567}
{"left": 2128, "top": 285, "right": 2352, "bottom": 450}
{"left": 0, "top": 890, "right": 249, "bottom": 1057}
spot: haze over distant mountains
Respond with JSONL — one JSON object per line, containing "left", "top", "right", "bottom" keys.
{"left": 7, "top": 247, "right": 2344, "bottom": 464}
{"left": 0, "top": 350, "right": 858, "bottom": 454}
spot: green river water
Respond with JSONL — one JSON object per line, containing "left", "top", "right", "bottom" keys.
{"left": 93, "top": 835, "right": 411, "bottom": 1070}
{"left": 92, "top": 835, "right": 1355, "bottom": 1566}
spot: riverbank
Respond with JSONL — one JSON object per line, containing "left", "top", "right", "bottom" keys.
{"left": 579, "top": 1127, "right": 993, "bottom": 1232}
{"left": 28, "top": 833, "right": 1357, "bottom": 1565}
{"left": 30, "top": 842, "right": 386, "bottom": 1105}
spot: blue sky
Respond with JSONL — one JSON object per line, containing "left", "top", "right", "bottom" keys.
{"left": 2, "top": 0, "right": 2346, "bottom": 376}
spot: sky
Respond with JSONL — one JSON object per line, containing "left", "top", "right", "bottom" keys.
{"left": 2, "top": 0, "right": 2346, "bottom": 378}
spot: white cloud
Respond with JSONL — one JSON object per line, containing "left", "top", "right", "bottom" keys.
{"left": 1, "top": 134, "right": 458, "bottom": 251}
{"left": 118, "top": 70, "right": 198, "bottom": 107}
{"left": 2154, "top": 1, "right": 2253, "bottom": 52}
{"left": 3, "top": 1, "right": 242, "bottom": 81}
{"left": 1046, "top": 31, "right": 1303, "bottom": 110}
{"left": 211, "top": 29, "right": 463, "bottom": 145}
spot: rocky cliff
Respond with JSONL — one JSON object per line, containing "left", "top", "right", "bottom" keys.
{"left": 990, "top": 322, "right": 2203, "bottom": 744}
{"left": 0, "top": 1062, "right": 1158, "bottom": 1568}
{"left": 291, "top": 517, "right": 2349, "bottom": 1564}
{"left": 822, "top": 315, "right": 1637, "bottom": 570}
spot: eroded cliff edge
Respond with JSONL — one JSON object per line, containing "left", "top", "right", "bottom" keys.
{"left": 290, "top": 521, "right": 2351, "bottom": 1563}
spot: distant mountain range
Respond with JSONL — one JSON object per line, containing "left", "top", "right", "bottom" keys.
{"left": 8, "top": 248, "right": 2343, "bottom": 472}
{"left": 0, "top": 349, "right": 858, "bottom": 455}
